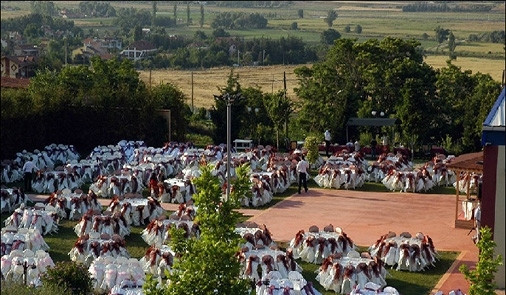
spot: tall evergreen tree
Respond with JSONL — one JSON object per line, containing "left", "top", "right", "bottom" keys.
{"left": 199, "top": 4, "right": 204, "bottom": 28}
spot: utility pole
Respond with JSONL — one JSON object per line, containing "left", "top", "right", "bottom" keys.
{"left": 284, "top": 71, "right": 288, "bottom": 146}
{"left": 149, "top": 68, "right": 152, "bottom": 91}
{"left": 64, "top": 37, "right": 67, "bottom": 66}
{"left": 191, "top": 71, "right": 194, "bottom": 112}
{"left": 237, "top": 50, "right": 240, "bottom": 66}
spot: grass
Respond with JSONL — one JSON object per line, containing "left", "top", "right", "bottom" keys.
{"left": 138, "top": 51, "right": 504, "bottom": 109}
{"left": 423, "top": 55, "right": 505, "bottom": 81}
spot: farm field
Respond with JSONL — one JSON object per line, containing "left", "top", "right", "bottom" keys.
{"left": 139, "top": 54, "right": 505, "bottom": 109}
{"left": 2, "top": 1, "right": 504, "bottom": 43}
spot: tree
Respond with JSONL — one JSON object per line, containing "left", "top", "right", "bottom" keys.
{"left": 210, "top": 70, "right": 245, "bottom": 144}
{"left": 435, "top": 26, "right": 450, "bottom": 50}
{"left": 133, "top": 25, "right": 143, "bottom": 41}
{"left": 152, "top": 1, "right": 157, "bottom": 26}
{"left": 212, "top": 28, "right": 230, "bottom": 37}
{"left": 354, "top": 24, "right": 362, "bottom": 34}
{"left": 344, "top": 25, "right": 351, "bottom": 33}
{"left": 298, "top": 9, "right": 304, "bottom": 18}
{"left": 448, "top": 31, "right": 457, "bottom": 59}
{"left": 150, "top": 83, "right": 190, "bottom": 141}
{"left": 186, "top": 2, "right": 191, "bottom": 26}
{"left": 264, "top": 90, "right": 294, "bottom": 149}
{"left": 23, "top": 23, "right": 43, "bottom": 41}
{"left": 394, "top": 61, "right": 438, "bottom": 145}
{"left": 324, "top": 9, "right": 338, "bottom": 27}
{"left": 321, "top": 28, "right": 341, "bottom": 45}
{"left": 290, "top": 22, "right": 298, "bottom": 30}
{"left": 460, "top": 227, "right": 503, "bottom": 295}
{"left": 144, "top": 164, "right": 251, "bottom": 295}
{"left": 294, "top": 37, "right": 428, "bottom": 143}
{"left": 199, "top": 4, "right": 204, "bottom": 28}
{"left": 30, "top": 1, "right": 57, "bottom": 17}
{"left": 173, "top": 2, "right": 177, "bottom": 21}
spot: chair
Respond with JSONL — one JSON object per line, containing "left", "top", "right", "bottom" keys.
{"left": 116, "top": 256, "right": 128, "bottom": 265}
{"left": 399, "top": 232, "right": 412, "bottom": 238}
{"left": 17, "top": 228, "right": 28, "bottom": 235}
{"left": 308, "top": 225, "right": 319, "bottom": 233}
{"left": 323, "top": 224, "right": 334, "bottom": 232}
{"left": 347, "top": 250, "right": 360, "bottom": 258}
{"left": 9, "top": 249, "right": 23, "bottom": 258}
{"left": 361, "top": 252, "right": 371, "bottom": 259}
{"left": 23, "top": 249, "right": 35, "bottom": 258}
{"left": 383, "top": 286, "right": 400, "bottom": 295}
{"left": 245, "top": 221, "right": 259, "bottom": 228}
{"left": 36, "top": 249, "right": 47, "bottom": 259}
{"left": 364, "top": 282, "right": 381, "bottom": 291}
{"left": 386, "top": 231, "right": 396, "bottom": 238}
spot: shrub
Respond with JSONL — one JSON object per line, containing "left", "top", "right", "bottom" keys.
{"left": 304, "top": 135, "right": 319, "bottom": 164}
{"left": 359, "top": 132, "right": 373, "bottom": 147}
{"left": 186, "top": 133, "right": 214, "bottom": 148}
{"left": 460, "top": 226, "right": 503, "bottom": 295}
{"left": 41, "top": 261, "right": 92, "bottom": 295}
{"left": 1, "top": 280, "right": 72, "bottom": 295}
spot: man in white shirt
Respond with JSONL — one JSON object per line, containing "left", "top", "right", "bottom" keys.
{"left": 296, "top": 155, "right": 309, "bottom": 194}
{"left": 354, "top": 140, "right": 361, "bottom": 153}
{"left": 324, "top": 130, "right": 331, "bottom": 157}
{"left": 22, "top": 157, "right": 38, "bottom": 192}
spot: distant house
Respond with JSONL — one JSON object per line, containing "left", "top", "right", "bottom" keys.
{"left": 77, "top": 38, "right": 114, "bottom": 61}
{"left": 59, "top": 9, "right": 84, "bottom": 19}
{"left": 102, "top": 37, "right": 123, "bottom": 50}
{"left": 120, "top": 40, "right": 157, "bottom": 61}
{"left": 7, "top": 31, "right": 24, "bottom": 45}
{"left": 13, "top": 44, "right": 40, "bottom": 57}
{"left": 1, "top": 56, "right": 37, "bottom": 78}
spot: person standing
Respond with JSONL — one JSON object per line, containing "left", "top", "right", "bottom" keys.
{"left": 354, "top": 139, "right": 361, "bottom": 153}
{"left": 473, "top": 188, "right": 482, "bottom": 244}
{"left": 324, "top": 129, "right": 331, "bottom": 157}
{"left": 296, "top": 155, "right": 309, "bottom": 194}
{"left": 381, "top": 133, "right": 389, "bottom": 146}
{"left": 22, "top": 157, "right": 38, "bottom": 192}
{"left": 371, "top": 137, "right": 378, "bottom": 159}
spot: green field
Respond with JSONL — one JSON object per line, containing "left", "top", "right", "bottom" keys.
{"left": 2, "top": 1, "right": 504, "bottom": 49}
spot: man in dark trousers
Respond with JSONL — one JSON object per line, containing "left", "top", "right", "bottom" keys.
{"left": 22, "top": 157, "right": 38, "bottom": 192}
{"left": 371, "top": 137, "right": 378, "bottom": 159}
{"left": 324, "top": 129, "right": 331, "bottom": 157}
{"left": 296, "top": 155, "right": 309, "bottom": 194}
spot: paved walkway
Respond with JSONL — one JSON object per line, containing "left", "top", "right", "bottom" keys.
{"left": 28, "top": 188, "right": 481, "bottom": 294}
